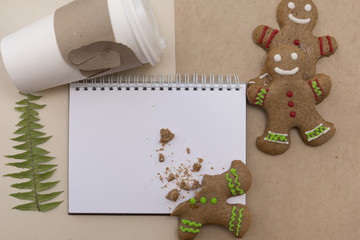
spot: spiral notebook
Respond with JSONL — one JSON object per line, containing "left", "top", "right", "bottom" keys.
{"left": 68, "top": 74, "right": 246, "bottom": 214}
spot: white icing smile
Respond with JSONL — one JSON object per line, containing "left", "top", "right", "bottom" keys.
{"left": 288, "top": 14, "right": 311, "bottom": 24}
{"left": 274, "top": 67, "right": 299, "bottom": 75}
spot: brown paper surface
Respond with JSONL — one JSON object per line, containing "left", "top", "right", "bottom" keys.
{"left": 54, "top": 0, "right": 142, "bottom": 77}
{"left": 176, "top": 0, "right": 360, "bottom": 239}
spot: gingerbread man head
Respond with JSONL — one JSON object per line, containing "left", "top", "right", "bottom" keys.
{"left": 265, "top": 45, "right": 306, "bottom": 80}
{"left": 277, "top": 0, "right": 318, "bottom": 30}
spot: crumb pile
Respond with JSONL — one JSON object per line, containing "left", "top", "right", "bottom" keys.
{"left": 155, "top": 128, "right": 206, "bottom": 202}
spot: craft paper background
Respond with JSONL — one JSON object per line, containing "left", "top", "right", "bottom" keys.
{"left": 176, "top": 0, "right": 360, "bottom": 239}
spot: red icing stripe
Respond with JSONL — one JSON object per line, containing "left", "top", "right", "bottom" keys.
{"left": 319, "top": 37, "right": 324, "bottom": 56}
{"left": 315, "top": 79, "right": 325, "bottom": 95}
{"left": 308, "top": 79, "right": 324, "bottom": 101}
{"left": 253, "top": 88, "right": 269, "bottom": 106}
{"left": 266, "top": 29, "right": 278, "bottom": 48}
{"left": 308, "top": 80, "right": 318, "bottom": 101}
{"left": 259, "top": 26, "right": 268, "bottom": 44}
{"left": 326, "top": 35, "right": 333, "bottom": 53}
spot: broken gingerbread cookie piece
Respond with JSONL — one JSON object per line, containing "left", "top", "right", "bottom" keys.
{"left": 192, "top": 163, "right": 202, "bottom": 172}
{"left": 168, "top": 173, "right": 176, "bottom": 182}
{"left": 166, "top": 189, "right": 180, "bottom": 202}
{"left": 159, "top": 153, "right": 165, "bottom": 162}
{"left": 172, "top": 160, "right": 252, "bottom": 239}
{"left": 179, "top": 180, "right": 191, "bottom": 191}
{"left": 160, "top": 128, "right": 175, "bottom": 146}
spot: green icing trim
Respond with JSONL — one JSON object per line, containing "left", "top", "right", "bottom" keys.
{"left": 182, "top": 219, "right": 202, "bottom": 228}
{"left": 311, "top": 80, "right": 323, "bottom": 97}
{"left": 200, "top": 197, "right": 207, "bottom": 204}
{"left": 180, "top": 226, "right": 200, "bottom": 234}
{"left": 229, "top": 206, "right": 236, "bottom": 232}
{"left": 253, "top": 88, "right": 268, "bottom": 106}
{"left": 210, "top": 197, "right": 217, "bottom": 205}
{"left": 226, "top": 173, "right": 236, "bottom": 195}
{"left": 264, "top": 131, "right": 289, "bottom": 144}
{"left": 305, "top": 124, "right": 330, "bottom": 142}
{"left": 235, "top": 208, "right": 245, "bottom": 237}
{"left": 226, "top": 169, "right": 244, "bottom": 195}
{"left": 190, "top": 198, "right": 196, "bottom": 205}
{"left": 230, "top": 169, "right": 244, "bottom": 195}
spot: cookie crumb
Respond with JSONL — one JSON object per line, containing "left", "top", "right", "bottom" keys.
{"left": 192, "top": 163, "right": 202, "bottom": 172}
{"left": 160, "top": 128, "right": 175, "bottom": 146}
{"left": 168, "top": 173, "right": 175, "bottom": 182}
{"left": 186, "top": 147, "right": 190, "bottom": 154}
{"left": 192, "top": 180, "right": 201, "bottom": 190}
{"left": 211, "top": 167, "right": 214, "bottom": 170}
{"left": 180, "top": 180, "right": 191, "bottom": 191}
{"left": 198, "top": 158, "right": 203, "bottom": 163}
{"left": 159, "top": 153, "right": 165, "bottom": 162}
{"left": 166, "top": 189, "right": 180, "bottom": 202}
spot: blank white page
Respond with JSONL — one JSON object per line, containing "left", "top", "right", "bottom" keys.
{"left": 69, "top": 80, "right": 246, "bottom": 214}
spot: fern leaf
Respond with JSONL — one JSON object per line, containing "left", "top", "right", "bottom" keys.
{"left": 32, "top": 147, "right": 50, "bottom": 156}
{"left": 35, "top": 169, "right": 57, "bottom": 182}
{"left": 39, "top": 201, "right": 63, "bottom": 212}
{"left": 6, "top": 153, "right": 54, "bottom": 162}
{"left": 36, "top": 181, "right": 60, "bottom": 192}
{"left": 10, "top": 180, "right": 60, "bottom": 191}
{"left": 6, "top": 160, "right": 32, "bottom": 169}
{"left": 10, "top": 180, "right": 34, "bottom": 190}
{"left": 38, "top": 191, "right": 63, "bottom": 203}
{"left": 5, "top": 170, "right": 33, "bottom": 179}
{"left": 12, "top": 201, "right": 39, "bottom": 211}
{"left": 20, "top": 110, "right": 39, "bottom": 119}
{"left": 10, "top": 191, "right": 36, "bottom": 201}
{"left": 16, "top": 116, "right": 40, "bottom": 126}
{"left": 4, "top": 92, "right": 63, "bottom": 212}
{"left": 34, "top": 164, "right": 57, "bottom": 173}
{"left": 15, "top": 122, "right": 43, "bottom": 129}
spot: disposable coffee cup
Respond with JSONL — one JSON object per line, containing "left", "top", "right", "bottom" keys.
{"left": 1, "top": 0, "right": 167, "bottom": 93}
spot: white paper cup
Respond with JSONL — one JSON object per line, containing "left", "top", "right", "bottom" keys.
{"left": 0, "top": 0, "right": 166, "bottom": 93}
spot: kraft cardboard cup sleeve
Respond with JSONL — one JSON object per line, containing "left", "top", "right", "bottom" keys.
{"left": 0, "top": 0, "right": 167, "bottom": 93}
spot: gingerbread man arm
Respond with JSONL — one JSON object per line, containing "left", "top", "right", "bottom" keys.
{"left": 308, "top": 73, "right": 332, "bottom": 104}
{"left": 247, "top": 82, "right": 270, "bottom": 107}
{"left": 252, "top": 25, "right": 279, "bottom": 51}
{"left": 317, "top": 35, "right": 338, "bottom": 58}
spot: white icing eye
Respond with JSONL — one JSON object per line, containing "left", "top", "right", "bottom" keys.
{"left": 305, "top": 4, "right": 312, "bottom": 12}
{"left": 291, "top": 52, "right": 298, "bottom": 60}
{"left": 274, "top": 54, "right": 282, "bottom": 62}
{"left": 288, "top": 2, "right": 295, "bottom": 10}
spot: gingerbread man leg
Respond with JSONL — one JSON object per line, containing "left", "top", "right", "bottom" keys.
{"left": 256, "top": 121, "right": 291, "bottom": 155}
{"left": 297, "top": 114, "right": 335, "bottom": 146}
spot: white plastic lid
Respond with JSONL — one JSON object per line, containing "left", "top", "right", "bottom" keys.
{"left": 123, "top": 0, "right": 167, "bottom": 66}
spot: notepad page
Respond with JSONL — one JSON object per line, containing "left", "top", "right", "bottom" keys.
{"left": 69, "top": 85, "right": 246, "bottom": 214}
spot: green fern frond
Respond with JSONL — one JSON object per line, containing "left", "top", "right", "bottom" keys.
{"left": 4, "top": 92, "right": 63, "bottom": 212}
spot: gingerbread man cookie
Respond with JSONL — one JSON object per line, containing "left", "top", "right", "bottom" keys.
{"left": 172, "top": 160, "right": 252, "bottom": 240}
{"left": 252, "top": 0, "right": 337, "bottom": 81}
{"left": 247, "top": 45, "right": 335, "bottom": 155}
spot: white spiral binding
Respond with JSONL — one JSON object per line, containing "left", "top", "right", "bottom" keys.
{"left": 73, "top": 74, "right": 242, "bottom": 91}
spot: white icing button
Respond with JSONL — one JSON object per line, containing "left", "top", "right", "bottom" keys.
{"left": 288, "top": 2, "right": 295, "bottom": 10}
{"left": 291, "top": 52, "right": 298, "bottom": 60}
{"left": 305, "top": 4, "right": 312, "bottom": 12}
{"left": 274, "top": 54, "right": 282, "bottom": 62}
